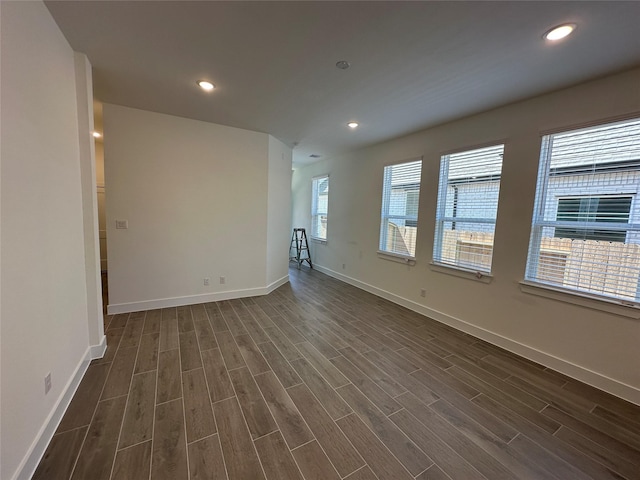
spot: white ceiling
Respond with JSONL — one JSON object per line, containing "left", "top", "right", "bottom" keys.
{"left": 45, "top": 1, "right": 640, "bottom": 166}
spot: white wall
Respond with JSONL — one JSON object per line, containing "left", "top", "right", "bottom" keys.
{"left": 74, "top": 52, "right": 105, "bottom": 347}
{"left": 267, "top": 136, "right": 293, "bottom": 286}
{"left": 292, "top": 67, "right": 640, "bottom": 404}
{"left": 104, "top": 105, "right": 291, "bottom": 313}
{"left": 1, "top": 2, "right": 101, "bottom": 478}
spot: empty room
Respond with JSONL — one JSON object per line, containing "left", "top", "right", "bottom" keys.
{"left": 2, "top": 1, "right": 640, "bottom": 480}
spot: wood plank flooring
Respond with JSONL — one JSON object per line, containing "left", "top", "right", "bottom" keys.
{"left": 35, "top": 267, "right": 640, "bottom": 479}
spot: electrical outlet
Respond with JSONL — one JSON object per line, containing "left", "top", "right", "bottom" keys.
{"left": 204, "top": 277, "right": 210, "bottom": 286}
{"left": 44, "top": 373, "right": 52, "bottom": 395}
{"left": 420, "top": 288, "right": 426, "bottom": 298}
{"left": 219, "top": 276, "right": 226, "bottom": 284}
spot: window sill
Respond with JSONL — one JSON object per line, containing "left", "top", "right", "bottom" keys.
{"left": 310, "top": 238, "right": 327, "bottom": 245}
{"left": 377, "top": 251, "right": 416, "bottom": 266}
{"left": 429, "top": 262, "right": 493, "bottom": 283}
{"left": 520, "top": 281, "right": 640, "bottom": 319}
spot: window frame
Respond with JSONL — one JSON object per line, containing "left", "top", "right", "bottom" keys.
{"left": 378, "top": 158, "right": 423, "bottom": 260}
{"left": 310, "top": 174, "right": 329, "bottom": 242}
{"left": 432, "top": 143, "right": 505, "bottom": 275}
{"left": 525, "top": 116, "right": 640, "bottom": 307}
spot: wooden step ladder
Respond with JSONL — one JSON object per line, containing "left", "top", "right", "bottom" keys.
{"left": 289, "top": 228, "right": 313, "bottom": 269}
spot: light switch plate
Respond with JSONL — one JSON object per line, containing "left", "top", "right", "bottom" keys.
{"left": 116, "top": 220, "right": 128, "bottom": 229}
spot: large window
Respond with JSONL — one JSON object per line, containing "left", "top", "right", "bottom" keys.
{"left": 526, "top": 117, "right": 640, "bottom": 302}
{"left": 379, "top": 159, "right": 422, "bottom": 257}
{"left": 433, "top": 144, "right": 504, "bottom": 272}
{"left": 311, "top": 175, "right": 329, "bottom": 240}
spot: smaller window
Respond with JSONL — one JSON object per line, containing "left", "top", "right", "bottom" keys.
{"left": 555, "top": 196, "right": 631, "bottom": 242}
{"left": 433, "top": 144, "right": 504, "bottom": 272}
{"left": 311, "top": 175, "right": 329, "bottom": 240}
{"left": 379, "top": 159, "right": 422, "bottom": 257}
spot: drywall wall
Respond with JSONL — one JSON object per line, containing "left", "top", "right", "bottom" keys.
{"left": 104, "top": 105, "right": 291, "bottom": 312}
{"left": 292, "top": 67, "right": 640, "bottom": 404}
{"left": 267, "top": 136, "right": 293, "bottom": 287}
{"left": 1, "top": 2, "right": 97, "bottom": 478}
{"left": 74, "top": 52, "right": 105, "bottom": 348}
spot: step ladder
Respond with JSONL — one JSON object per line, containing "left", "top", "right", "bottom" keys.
{"left": 289, "top": 228, "right": 313, "bottom": 269}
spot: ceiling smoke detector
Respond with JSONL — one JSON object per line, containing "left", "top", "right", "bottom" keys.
{"left": 309, "top": 154, "right": 321, "bottom": 158}
{"left": 336, "top": 60, "right": 350, "bottom": 70}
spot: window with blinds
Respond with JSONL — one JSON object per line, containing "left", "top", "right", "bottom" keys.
{"left": 311, "top": 175, "right": 329, "bottom": 240}
{"left": 433, "top": 144, "right": 504, "bottom": 272}
{"left": 525, "top": 117, "right": 640, "bottom": 303}
{"left": 379, "top": 159, "right": 422, "bottom": 257}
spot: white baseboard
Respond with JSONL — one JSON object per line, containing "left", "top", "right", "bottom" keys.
{"left": 107, "top": 275, "right": 290, "bottom": 314}
{"left": 13, "top": 340, "right": 101, "bottom": 480}
{"left": 314, "top": 265, "right": 640, "bottom": 406}
{"left": 90, "top": 334, "right": 107, "bottom": 359}
{"left": 266, "top": 274, "right": 290, "bottom": 293}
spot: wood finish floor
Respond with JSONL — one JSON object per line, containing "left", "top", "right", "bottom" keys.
{"left": 34, "top": 267, "right": 640, "bottom": 480}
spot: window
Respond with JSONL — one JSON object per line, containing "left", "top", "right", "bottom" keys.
{"left": 379, "top": 159, "right": 422, "bottom": 257}
{"left": 555, "top": 196, "right": 631, "bottom": 242}
{"left": 433, "top": 144, "right": 504, "bottom": 272}
{"left": 526, "top": 117, "right": 640, "bottom": 303}
{"left": 311, "top": 175, "right": 329, "bottom": 240}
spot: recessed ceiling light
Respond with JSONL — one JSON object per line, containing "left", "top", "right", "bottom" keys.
{"left": 347, "top": 122, "right": 359, "bottom": 129}
{"left": 543, "top": 23, "right": 576, "bottom": 41}
{"left": 197, "top": 80, "right": 215, "bottom": 91}
{"left": 92, "top": 131, "right": 102, "bottom": 138}
{"left": 336, "top": 60, "right": 350, "bottom": 70}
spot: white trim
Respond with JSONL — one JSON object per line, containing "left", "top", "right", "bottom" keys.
{"left": 13, "top": 343, "right": 98, "bottom": 480}
{"left": 429, "top": 262, "right": 493, "bottom": 283}
{"left": 314, "top": 264, "right": 640, "bottom": 406}
{"left": 107, "top": 276, "right": 290, "bottom": 314}
{"left": 520, "top": 281, "right": 640, "bottom": 319}
{"left": 377, "top": 250, "right": 416, "bottom": 265}
{"left": 266, "top": 274, "right": 290, "bottom": 293}
{"left": 90, "top": 334, "right": 107, "bottom": 359}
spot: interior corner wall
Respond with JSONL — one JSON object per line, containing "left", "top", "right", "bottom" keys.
{"left": 1, "top": 2, "right": 93, "bottom": 479}
{"left": 291, "top": 67, "right": 640, "bottom": 404}
{"left": 266, "top": 136, "right": 293, "bottom": 287}
{"left": 103, "top": 105, "right": 273, "bottom": 313}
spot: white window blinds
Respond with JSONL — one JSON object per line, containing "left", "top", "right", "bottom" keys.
{"left": 311, "top": 175, "right": 329, "bottom": 240}
{"left": 379, "top": 159, "right": 422, "bottom": 257}
{"left": 433, "top": 144, "right": 504, "bottom": 272}
{"left": 525, "top": 117, "right": 640, "bottom": 303}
